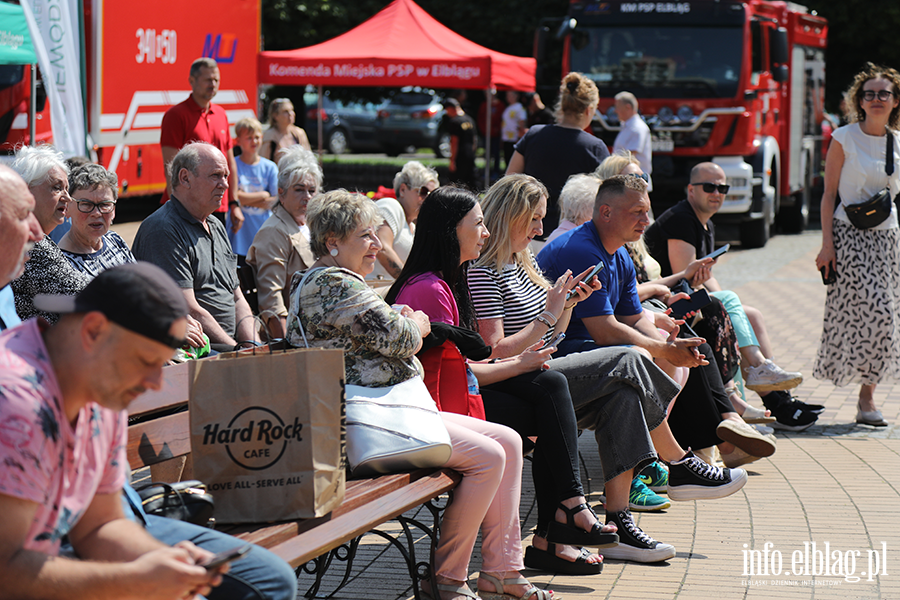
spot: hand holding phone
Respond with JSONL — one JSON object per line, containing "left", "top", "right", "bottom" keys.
{"left": 669, "top": 289, "right": 712, "bottom": 319}
{"left": 547, "top": 332, "right": 566, "bottom": 348}
{"left": 567, "top": 261, "right": 604, "bottom": 300}
{"left": 701, "top": 243, "right": 730, "bottom": 261}
{"left": 203, "top": 544, "right": 251, "bottom": 571}
{"left": 820, "top": 265, "right": 837, "bottom": 285}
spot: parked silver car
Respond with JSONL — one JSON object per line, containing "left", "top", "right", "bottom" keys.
{"left": 304, "top": 91, "right": 382, "bottom": 154}
{"left": 376, "top": 89, "right": 451, "bottom": 158}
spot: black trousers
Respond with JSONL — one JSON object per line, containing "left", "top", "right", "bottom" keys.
{"left": 481, "top": 368, "right": 583, "bottom": 534}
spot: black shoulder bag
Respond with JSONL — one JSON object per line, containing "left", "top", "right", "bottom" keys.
{"left": 845, "top": 129, "right": 895, "bottom": 229}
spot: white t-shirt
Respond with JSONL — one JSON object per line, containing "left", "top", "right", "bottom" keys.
{"left": 501, "top": 103, "right": 527, "bottom": 142}
{"left": 833, "top": 122, "right": 900, "bottom": 230}
{"left": 369, "top": 197, "right": 413, "bottom": 281}
{"left": 614, "top": 114, "right": 653, "bottom": 191}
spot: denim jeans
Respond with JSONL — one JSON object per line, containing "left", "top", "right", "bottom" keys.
{"left": 549, "top": 343, "right": 679, "bottom": 481}
{"left": 145, "top": 515, "right": 297, "bottom": 600}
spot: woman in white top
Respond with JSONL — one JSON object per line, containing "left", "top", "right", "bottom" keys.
{"left": 815, "top": 63, "right": 900, "bottom": 427}
{"left": 369, "top": 161, "right": 439, "bottom": 281}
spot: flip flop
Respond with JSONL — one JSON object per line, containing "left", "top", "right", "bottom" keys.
{"left": 524, "top": 544, "right": 602, "bottom": 575}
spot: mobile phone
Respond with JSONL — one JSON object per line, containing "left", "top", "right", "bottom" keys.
{"left": 566, "top": 261, "right": 605, "bottom": 300}
{"left": 203, "top": 544, "right": 251, "bottom": 571}
{"left": 701, "top": 243, "right": 730, "bottom": 261}
{"left": 669, "top": 289, "right": 712, "bottom": 318}
{"left": 547, "top": 332, "right": 566, "bottom": 348}
{"left": 820, "top": 265, "right": 837, "bottom": 285}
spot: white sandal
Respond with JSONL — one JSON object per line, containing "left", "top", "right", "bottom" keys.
{"left": 741, "top": 404, "right": 776, "bottom": 424}
{"left": 478, "top": 573, "right": 556, "bottom": 600}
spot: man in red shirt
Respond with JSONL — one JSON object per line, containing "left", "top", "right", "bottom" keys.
{"left": 161, "top": 58, "right": 243, "bottom": 231}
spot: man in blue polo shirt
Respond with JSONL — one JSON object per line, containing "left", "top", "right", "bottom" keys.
{"left": 537, "top": 174, "right": 705, "bottom": 366}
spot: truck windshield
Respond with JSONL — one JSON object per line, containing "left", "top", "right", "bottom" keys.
{"left": 569, "top": 26, "right": 743, "bottom": 99}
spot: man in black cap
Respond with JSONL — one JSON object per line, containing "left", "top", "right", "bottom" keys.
{"left": 443, "top": 98, "right": 478, "bottom": 190}
{"left": 0, "top": 263, "right": 226, "bottom": 599}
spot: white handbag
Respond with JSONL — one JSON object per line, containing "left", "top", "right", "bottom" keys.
{"left": 294, "top": 268, "right": 452, "bottom": 478}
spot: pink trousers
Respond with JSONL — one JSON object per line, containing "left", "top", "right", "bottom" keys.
{"left": 435, "top": 412, "right": 525, "bottom": 581}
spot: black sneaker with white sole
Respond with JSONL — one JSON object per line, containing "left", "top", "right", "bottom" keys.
{"left": 768, "top": 403, "right": 819, "bottom": 431}
{"left": 763, "top": 390, "right": 825, "bottom": 415}
{"left": 667, "top": 450, "right": 747, "bottom": 501}
{"left": 602, "top": 508, "right": 676, "bottom": 563}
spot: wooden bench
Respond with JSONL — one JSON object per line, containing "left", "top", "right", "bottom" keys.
{"left": 127, "top": 363, "right": 460, "bottom": 597}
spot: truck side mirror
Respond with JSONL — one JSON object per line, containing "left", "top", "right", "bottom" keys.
{"left": 533, "top": 26, "right": 549, "bottom": 62}
{"left": 772, "top": 65, "right": 789, "bottom": 83}
{"left": 769, "top": 27, "right": 788, "bottom": 66}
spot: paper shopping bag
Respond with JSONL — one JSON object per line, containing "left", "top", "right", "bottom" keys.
{"left": 189, "top": 347, "right": 346, "bottom": 524}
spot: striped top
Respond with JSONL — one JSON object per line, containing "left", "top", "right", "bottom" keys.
{"left": 468, "top": 256, "right": 553, "bottom": 341}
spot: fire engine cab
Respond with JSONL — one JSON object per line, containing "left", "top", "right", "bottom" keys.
{"left": 548, "top": 0, "right": 827, "bottom": 247}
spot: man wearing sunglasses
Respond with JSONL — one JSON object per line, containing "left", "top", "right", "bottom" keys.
{"left": 644, "top": 162, "right": 819, "bottom": 431}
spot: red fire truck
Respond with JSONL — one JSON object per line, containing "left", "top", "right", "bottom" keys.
{"left": 0, "top": 0, "right": 259, "bottom": 198}
{"left": 547, "top": 0, "right": 827, "bottom": 247}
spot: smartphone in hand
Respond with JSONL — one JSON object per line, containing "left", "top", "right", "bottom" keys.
{"left": 820, "top": 265, "right": 837, "bottom": 285}
{"left": 701, "top": 243, "right": 730, "bottom": 261}
{"left": 669, "top": 289, "right": 712, "bottom": 319}
{"left": 547, "top": 332, "right": 566, "bottom": 348}
{"left": 567, "top": 261, "right": 605, "bottom": 300}
{"left": 203, "top": 544, "right": 251, "bottom": 571}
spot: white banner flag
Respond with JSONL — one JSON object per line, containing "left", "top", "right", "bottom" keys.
{"left": 21, "top": 0, "right": 85, "bottom": 156}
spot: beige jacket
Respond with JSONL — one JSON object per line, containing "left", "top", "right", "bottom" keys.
{"left": 247, "top": 202, "right": 315, "bottom": 323}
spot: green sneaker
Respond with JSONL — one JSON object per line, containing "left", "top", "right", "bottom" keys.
{"left": 638, "top": 461, "right": 669, "bottom": 493}
{"left": 629, "top": 478, "right": 671, "bottom": 512}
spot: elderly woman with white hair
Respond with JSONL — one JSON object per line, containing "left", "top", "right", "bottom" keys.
{"left": 544, "top": 173, "right": 602, "bottom": 244}
{"left": 369, "top": 160, "right": 439, "bottom": 281}
{"left": 246, "top": 145, "right": 321, "bottom": 339}
{"left": 10, "top": 145, "right": 91, "bottom": 323}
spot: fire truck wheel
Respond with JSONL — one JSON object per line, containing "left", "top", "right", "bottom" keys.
{"left": 740, "top": 215, "right": 770, "bottom": 249}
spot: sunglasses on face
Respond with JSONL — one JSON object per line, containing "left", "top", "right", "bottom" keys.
{"left": 862, "top": 90, "right": 895, "bottom": 102}
{"left": 418, "top": 186, "right": 433, "bottom": 199}
{"left": 627, "top": 172, "right": 650, "bottom": 183}
{"left": 691, "top": 182, "right": 730, "bottom": 195}
{"left": 74, "top": 200, "right": 116, "bottom": 214}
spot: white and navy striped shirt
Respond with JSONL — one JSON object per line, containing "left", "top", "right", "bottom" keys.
{"left": 468, "top": 258, "right": 552, "bottom": 340}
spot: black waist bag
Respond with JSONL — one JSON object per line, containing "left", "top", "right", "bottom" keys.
{"left": 845, "top": 130, "right": 895, "bottom": 229}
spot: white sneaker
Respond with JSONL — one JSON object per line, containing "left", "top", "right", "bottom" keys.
{"left": 745, "top": 359, "right": 802, "bottom": 392}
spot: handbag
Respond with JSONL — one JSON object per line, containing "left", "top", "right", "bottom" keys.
{"left": 134, "top": 480, "right": 215, "bottom": 526}
{"left": 844, "top": 129, "right": 895, "bottom": 229}
{"left": 294, "top": 268, "right": 452, "bottom": 478}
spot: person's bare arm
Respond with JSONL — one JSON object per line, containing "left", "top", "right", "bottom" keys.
{"left": 182, "top": 288, "right": 236, "bottom": 346}
{"left": 668, "top": 238, "right": 722, "bottom": 291}
{"left": 375, "top": 222, "right": 404, "bottom": 278}
{"left": 506, "top": 150, "right": 525, "bottom": 174}
{"left": 816, "top": 139, "right": 844, "bottom": 276}
{"left": 582, "top": 312, "right": 707, "bottom": 367}
{"left": 161, "top": 145, "right": 179, "bottom": 198}
{"left": 233, "top": 289, "right": 260, "bottom": 345}
{"left": 449, "top": 136, "right": 459, "bottom": 172}
{"left": 0, "top": 493, "right": 216, "bottom": 600}
{"left": 227, "top": 148, "right": 244, "bottom": 234}
{"left": 468, "top": 342, "right": 556, "bottom": 386}
{"left": 235, "top": 190, "right": 275, "bottom": 209}
{"left": 293, "top": 125, "right": 312, "bottom": 151}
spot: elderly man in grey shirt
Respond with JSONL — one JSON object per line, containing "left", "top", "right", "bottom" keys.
{"left": 134, "top": 142, "right": 259, "bottom": 350}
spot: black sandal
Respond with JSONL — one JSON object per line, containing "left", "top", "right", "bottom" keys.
{"left": 524, "top": 543, "right": 603, "bottom": 575}
{"left": 546, "top": 502, "right": 619, "bottom": 547}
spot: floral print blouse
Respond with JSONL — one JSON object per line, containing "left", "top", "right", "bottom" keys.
{"left": 287, "top": 267, "right": 423, "bottom": 387}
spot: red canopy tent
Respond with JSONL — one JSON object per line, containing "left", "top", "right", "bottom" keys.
{"left": 258, "top": 0, "right": 535, "bottom": 90}
{"left": 258, "top": 0, "right": 536, "bottom": 184}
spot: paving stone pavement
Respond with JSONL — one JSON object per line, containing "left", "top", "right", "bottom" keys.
{"left": 280, "top": 230, "right": 900, "bottom": 599}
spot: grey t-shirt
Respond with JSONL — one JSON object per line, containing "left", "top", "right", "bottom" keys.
{"left": 133, "top": 197, "right": 239, "bottom": 338}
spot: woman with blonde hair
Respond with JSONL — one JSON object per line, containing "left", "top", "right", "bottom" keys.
{"left": 469, "top": 173, "right": 748, "bottom": 563}
{"left": 261, "top": 97, "right": 311, "bottom": 161}
{"left": 506, "top": 72, "right": 609, "bottom": 236}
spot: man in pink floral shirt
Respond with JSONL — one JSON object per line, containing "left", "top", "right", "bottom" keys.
{"left": 0, "top": 263, "right": 225, "bottom": 600}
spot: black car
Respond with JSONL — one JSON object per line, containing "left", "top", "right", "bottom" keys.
{"left": 376, "top": 89, "right": 451, "bottom": 158}
{"left": 304, "top": 91, "right": 382, "bottom": 154}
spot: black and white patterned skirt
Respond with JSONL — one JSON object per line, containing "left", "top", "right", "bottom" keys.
{"left": 813, "top": 219, "right": 900, "bottom": 386}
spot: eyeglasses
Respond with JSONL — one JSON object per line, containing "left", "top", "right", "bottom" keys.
{"left": 626, "top": 172, "right": 650, "bottom": 183}
{"left": 74, "top": 200, "right": 116, "bottom": 214}
{"left": 691, "top": 182, "right": 730, "bottom": 195}
{"left": 862, "top": 90, "right": 895, "bottom": 102}
{"left": 418, "top": 186, "right": 434, "bottom": 199}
